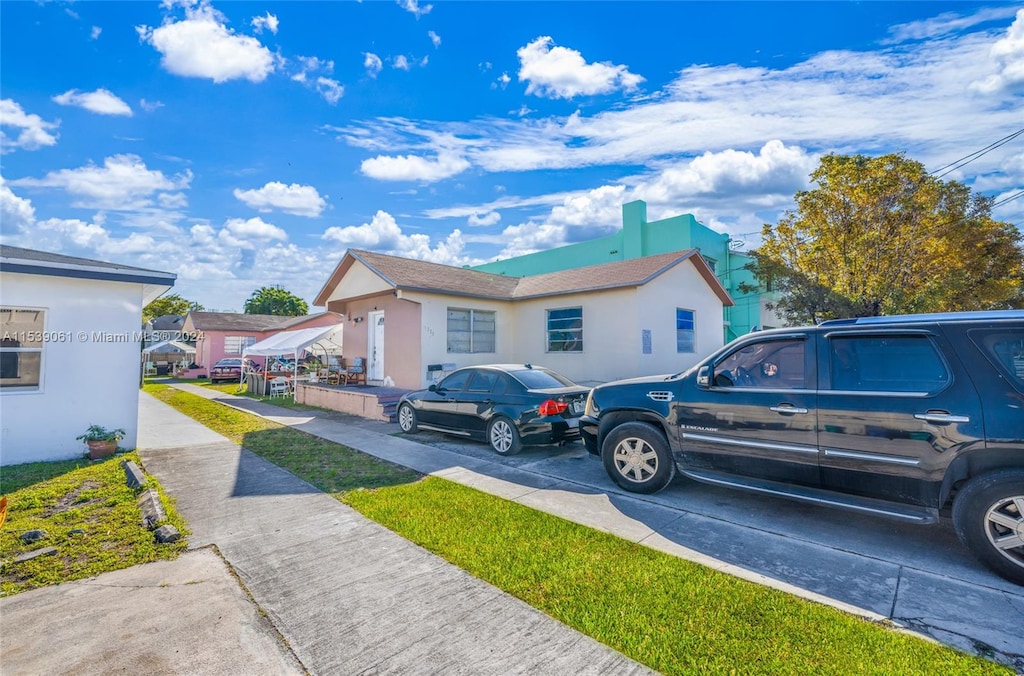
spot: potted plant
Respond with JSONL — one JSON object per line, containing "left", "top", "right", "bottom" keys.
{"left": 76, "top": 425, "right": 126, "bottom": 460}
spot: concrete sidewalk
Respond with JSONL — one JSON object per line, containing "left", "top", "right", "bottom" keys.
{"left": 158, "top": 383, "right": 1024, "bottom": 670}
{"left": 134, "top": 390, "right": 652, "bottom": 675}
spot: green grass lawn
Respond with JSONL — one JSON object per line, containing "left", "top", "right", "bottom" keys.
{"left": 0, "top": 453, "right": 189, "bottom": 596}
{"left": 143, "top": 383, "right": 1008, "bottom": 675}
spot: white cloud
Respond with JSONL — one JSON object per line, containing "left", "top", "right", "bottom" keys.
{"left": 11, "top": 154, "right": 193, "bottom": 211}
{"left": 468, "top": 211, "right": 501, "bottom": 227}
{"left": 233, "top": 181, "right": 327, "bottom": 217}
{"left": 886, "top": 7, "right": 1020, "bottom": 43}
{"left": 91, "top": 26, "right": 102, "bottom": 40}
{"left": 493, "top": 72, "right": 511, "bottom": 90}
{"left": 397, "top": 0, "right": 432, "bottom": 18}
{"left": 494, "top": 221, "right": 570, "bottom": 259}
{"left": 140, "top": 99, "right": 165, "bottom": 112}
{"left": 137, "top": 0, "right": 276, "bottom": 83}
{"left": 428, "top": 30, "right": 441, "bottom": 48}
{"left": 517, "top": 36, "right": 644, "bottom": 99}
{"left": 52, "top": 88, "right": 133, "bottom": 116}
{"left": 251, "top": 12, "right": 279, "bottom": 35}
{"left": 970, "top": 9, "right": 1024, "bottom": 93}
{"left": 292, "top": 55, "right": 333, "bottom": 82}
{"left": 361, "top": 151, "right": 470, "bottom": 182}
{"left": 223, "top": 216, "right": 287, "bottom": 242}
{"left": 364, "top": 53, "right": 383, "bottom": 78}
{"left": 393, "top": 55, "right": 411, "bottom": 71}
{"left": 322, "top": 210, "right": 475, "bottom": 266}
{"left": 0, "top": 99, "right": 59, "bottom": 152}
{"left": 0, "top": 178, "right": 35, "bottom": 230}
{"left": 316, "top": 77, "right": 344, "bottom": 105}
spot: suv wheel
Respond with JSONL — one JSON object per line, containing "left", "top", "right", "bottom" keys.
{"left": 602, "top": 422, "right": 676, "bottom": 494}
{"left": 952, "top": 469, "right": 1024, "bottom": 585}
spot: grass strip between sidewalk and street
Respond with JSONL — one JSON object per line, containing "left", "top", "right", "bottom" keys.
{"left": 143, "top": 383, "right": 1009, "bottom": 675}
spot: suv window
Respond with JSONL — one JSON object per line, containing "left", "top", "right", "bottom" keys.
{"left": 714, "top": 338, "right": 806, "bottom": 388}
{"left": 969, "top": 329, "right": 1024, "bottom": 393}
{"left": 829, "top": 335, "right": 948, "bottom": 393}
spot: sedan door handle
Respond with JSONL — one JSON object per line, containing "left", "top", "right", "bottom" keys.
{"left": 914, "top": 412, "right": 970, "bottom": 424}
{"left": 769, "top": 405, "right": 808, "bottom": 415}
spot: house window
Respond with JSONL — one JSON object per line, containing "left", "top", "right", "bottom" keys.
{"left": 224, "top": 335, "right": 255, "bottom": 354}
{"left": 447, "top": 309, "right": 496, "bottom": 353}
{"left": 547, "top": 307, "right": 583, "bottom": 352}
{"left": 0, "top": 307, "right": 44, "bottom": 391}
{"left": 676, "top": 309, "right": 696, "bottom": 353}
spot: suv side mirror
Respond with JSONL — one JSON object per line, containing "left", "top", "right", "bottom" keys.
{"left": 428, "top": 384, "right": 438, "bottom": 392}
{"left": 696, "top": 365, "right": 711, "bottom": 388}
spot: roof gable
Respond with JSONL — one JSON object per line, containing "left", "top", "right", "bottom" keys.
{"left": 314, "top": 248, "right": 733, "bottom": 307}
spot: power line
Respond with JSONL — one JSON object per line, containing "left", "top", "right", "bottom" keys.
{"left": 930, "top": 128, "right": 1024, "bottom": 179}
{"left": 991, "top": 190, "right": 1024, "bottom": 208}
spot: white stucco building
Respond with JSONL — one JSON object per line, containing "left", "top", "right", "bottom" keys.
{"left": 314, "top": 248, "right": 733, "bottom": 389}
{"left": 0, "top": 246, "right": 175, "bottom": 465}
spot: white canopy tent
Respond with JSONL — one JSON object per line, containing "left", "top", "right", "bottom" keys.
{"left": 242, "top": 324, "right": 343, "bottom": 398}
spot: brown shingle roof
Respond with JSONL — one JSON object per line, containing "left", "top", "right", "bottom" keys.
{"left": 185, "top": 311, "right": 336, "bottom": 332}
{"left": 317, "top": 248, "right": 733, "bottom": 307}
{"left": 350, "top": 249, "right": 519, "bottom": 299}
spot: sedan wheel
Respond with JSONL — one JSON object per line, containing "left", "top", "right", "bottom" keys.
{"left": 488, "top": 416, "right": 522, "bottom": 456}
{"left": 397, "top": 402, "right": 419, "bottom": 434}
{"left": 601, "top": 422, "right": 675, "bottom": 494}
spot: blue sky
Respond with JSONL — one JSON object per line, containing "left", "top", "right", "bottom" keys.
{"left": 2, "top": 1, "right": 1022, "bottom": 311}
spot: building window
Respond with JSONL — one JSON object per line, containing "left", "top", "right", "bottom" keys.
{"left": 224, "top": 335, "right": 255, "bottom": 354}
{"left": 447, "top": 309, "right": 496, "bottom": 353}
{"left": 676, "top": 309, "right": 695, "bottom": 353}
{"left": 0, "top": 307, "right": 44, "bottom": 391}
{"left": 547, "top": 307, "right": 583, "bottom": 352}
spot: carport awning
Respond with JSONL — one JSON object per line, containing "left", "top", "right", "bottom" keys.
{"left": 242, "top": 324, "right": 343, "bottom": 357}
{"left": 143, "top": 339, "right": 196, "bottom": 354}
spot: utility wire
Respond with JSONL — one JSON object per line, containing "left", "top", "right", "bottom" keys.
{"left": 930, "top": 128, "right": 1024, "bottom": 179}
{"left": 991, "top": 189, "right": 1024, "bottom": 210}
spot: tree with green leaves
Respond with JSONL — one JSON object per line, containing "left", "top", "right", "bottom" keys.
{"left": 143, "top": 293, "right": 204, "bottom": 324}
{"left": 747, "top": 152, "right": 1024, "bottom": 325}
{"left": 243, "top": 286, "right": 309, "bottom": 316}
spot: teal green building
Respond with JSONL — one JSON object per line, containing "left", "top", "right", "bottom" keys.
{"left": 473, "top": 200, "right": 775, "bottom": 341}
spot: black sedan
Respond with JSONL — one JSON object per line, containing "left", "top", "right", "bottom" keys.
{"left": 396, "top": 364, "right": 590, "bottom": 455}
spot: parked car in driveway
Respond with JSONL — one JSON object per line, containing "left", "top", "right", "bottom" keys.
{"left": 209, "top": 357, "right": 249, "bottom": 383}
{"left": 397, "top": 364, "right": 590, "bottom": 455}
{"left": 580, "top": 310, "right": 1024, "bottom": 584}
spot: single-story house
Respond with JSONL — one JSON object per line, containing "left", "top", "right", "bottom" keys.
{"left": 0, "top": 245, "right": 175, "bottom": 465}
{"left": 313, "top": 248, "right": 733, "bottom": 389}
{"left": 182, "top": 311, "right": 342, "bottom": 375}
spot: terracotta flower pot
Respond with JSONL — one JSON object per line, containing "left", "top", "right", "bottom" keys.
{"left": 87, "top": 440, "right": 117, "bottom": 460}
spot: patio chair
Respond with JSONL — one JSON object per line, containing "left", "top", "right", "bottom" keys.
{"left": 269, "top": 376, "right": 290, "bottom": 398}
{"left": 342, "top": 356, "right": 366, "bottom": 386}
{"left": 144, "top": 361, "right": 157, "bottom": 377}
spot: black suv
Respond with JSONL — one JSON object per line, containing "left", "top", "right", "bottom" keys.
{"left": 580, "top": 311, "right": 1024, "bottom": 584}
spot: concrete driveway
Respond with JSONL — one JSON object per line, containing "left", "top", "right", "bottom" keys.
{"left": 401, "top": 429, "right": 1024, "bottom": 669}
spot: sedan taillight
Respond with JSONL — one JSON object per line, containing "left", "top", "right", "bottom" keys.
{"left": 539, "top": 399, "right": 568, "bottom": 416}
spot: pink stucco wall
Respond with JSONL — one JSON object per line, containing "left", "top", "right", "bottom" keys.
{"left": 327, "top": 296, "right": 422, "bottom": 389}
{"left": 185, "top": 313, "right": 342, "bottom": 374}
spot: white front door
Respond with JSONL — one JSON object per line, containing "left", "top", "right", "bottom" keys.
{"left": 368, "top": 310, "right": 385, "bottom": 381}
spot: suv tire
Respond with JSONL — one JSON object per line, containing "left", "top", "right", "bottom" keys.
{"left": 952, "top": 469, "right": 1024, "bottom": 585}
{"left": 602, "top": 422, "right": 676, "bottom": 494}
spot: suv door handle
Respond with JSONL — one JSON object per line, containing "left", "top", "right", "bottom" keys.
{"left": 914, "top": 412, "right": 970, "bottom": 424}
{"left": 769, "top": 405, "right": 808, "bottom": 415}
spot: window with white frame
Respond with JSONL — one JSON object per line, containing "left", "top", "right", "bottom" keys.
{"left": 676, "top": 308, "right": 695, "bottom": 353}
{"left": 1, "top": 307, "right": 44, "bottom": 391}
{"left": 447, "top": 308, "right": 496, "bottom": 353}
{"left": 547, "top": 307, "right": 583, "bottom": 352}
{"left": 224, "top": 335, "right": 255, "bottom": 354}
